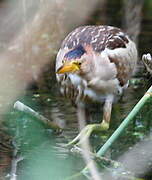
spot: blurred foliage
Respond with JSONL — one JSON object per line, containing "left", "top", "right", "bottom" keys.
{"left": 143, "top": 0, "right": 152, "bottom": 18}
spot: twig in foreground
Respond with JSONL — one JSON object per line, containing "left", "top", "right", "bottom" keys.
{"left": 14, "top": 101, "right": 62, "bottom": 132}
{"left": 9, "top": 142, "right": 24, "bottom": 180}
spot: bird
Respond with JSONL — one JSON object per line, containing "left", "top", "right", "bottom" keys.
{"left": 55, "top": 25, "right": 137, "bottom": 145}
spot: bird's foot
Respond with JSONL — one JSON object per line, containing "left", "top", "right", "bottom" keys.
{"left": 100, "top": 120, "right": 109, "bottom": 130}
{"left": 67, "top": 121, "right": 109, "bottom": 146}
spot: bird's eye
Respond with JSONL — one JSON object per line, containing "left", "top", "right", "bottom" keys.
{"left": 78, "top": 62, "right": 82, "bottom": 65}
{"left": 62, "top": 60, "right": 65, "bottom": 64}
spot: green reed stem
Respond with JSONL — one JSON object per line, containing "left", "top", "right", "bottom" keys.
{"left": 82, "top": 85, "right": 152, "bottom": 176}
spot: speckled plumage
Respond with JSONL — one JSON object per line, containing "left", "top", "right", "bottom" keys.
{"left": 61, "top": 25, "right": 129, "bottom": 52}
{"left": 56, "top": 25, "right": 137, "bottom": 103}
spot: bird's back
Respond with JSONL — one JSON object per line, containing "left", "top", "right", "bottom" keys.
{"left": 61, "top": 25, "right": 129, "bottom": 52}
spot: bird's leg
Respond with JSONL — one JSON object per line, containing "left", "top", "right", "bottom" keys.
{"left": 67, "top": 102, "right": 90, "bottom": 145}
{"left": 100, "top": 95, "right": 114, "bottom": 130}
{"left": 67, "top": 96, "right": 113, "bottom": 146}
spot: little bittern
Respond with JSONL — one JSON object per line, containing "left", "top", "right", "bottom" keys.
{"left": 56, "top": 25, "right": 137, "bottom": 145}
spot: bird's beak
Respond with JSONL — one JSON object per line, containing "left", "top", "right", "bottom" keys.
{"left": 56, "top": 62, "right": 80, "bottom": 74}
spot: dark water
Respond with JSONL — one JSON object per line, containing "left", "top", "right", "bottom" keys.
{"left": 2, "top": 72, "right": 152, "bottom": 180}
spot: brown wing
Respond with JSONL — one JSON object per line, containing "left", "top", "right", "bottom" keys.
{"left": 61, "top": 25, "right": 129, "bottom": 52}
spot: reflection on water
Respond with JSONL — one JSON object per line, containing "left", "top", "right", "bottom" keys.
{"left": 1, "top": 74, "right": 152, "bottom": 180}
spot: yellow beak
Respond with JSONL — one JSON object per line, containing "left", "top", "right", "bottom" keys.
{"left": 56, "top": 63, "right": 80, "bottom": 74}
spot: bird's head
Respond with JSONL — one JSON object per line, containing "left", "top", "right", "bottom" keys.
{"left": 56, "top": 45, "right": 86, "bottom": 74}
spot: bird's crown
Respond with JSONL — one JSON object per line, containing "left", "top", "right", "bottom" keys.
{"left": 64, "top": 45, "right": 86, "bottom": 60}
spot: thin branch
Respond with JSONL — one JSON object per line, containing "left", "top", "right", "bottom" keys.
{"left": 9, "top": 142, "right": 24, "bottom": 180}
{"left": 14, "top": 101, "right": 62, "bottom": 132}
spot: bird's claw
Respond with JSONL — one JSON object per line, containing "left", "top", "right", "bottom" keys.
{"left": 100, "top": 121, "right": 109, "bottom": 130}
{"left": 67, "top": 125, "right": 93, "bottom": 146}
{"left": 67, "top": 122, "right": 109, "bottom": 146}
